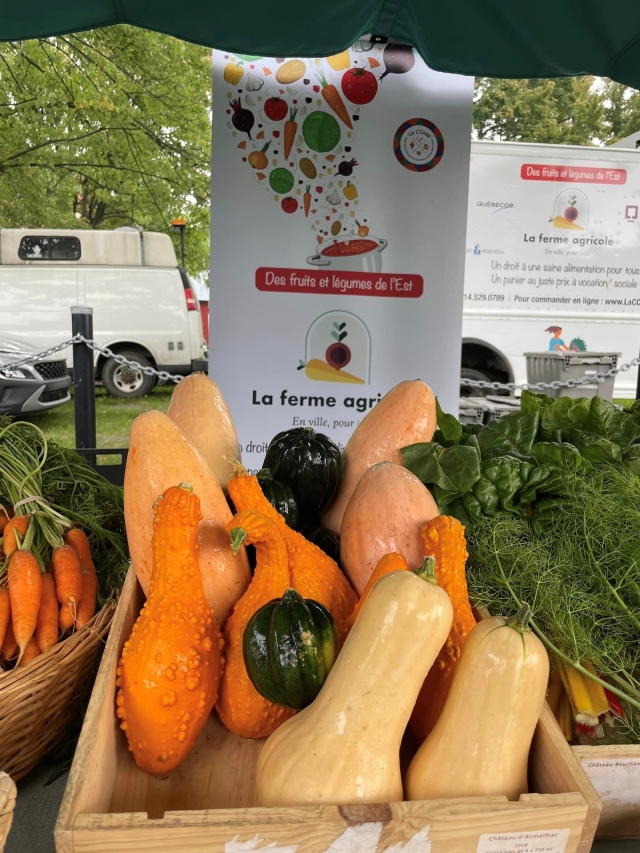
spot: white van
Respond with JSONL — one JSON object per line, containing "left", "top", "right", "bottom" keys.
{"left": 0, "top": 227, "right": 206, "bottom": 398}
{"left": 463, "top": 140, "right": 640, "bottom": 398}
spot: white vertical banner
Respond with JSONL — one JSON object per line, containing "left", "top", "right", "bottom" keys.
{"left": 210, "top": 43, "right": 473, "bottom": 470}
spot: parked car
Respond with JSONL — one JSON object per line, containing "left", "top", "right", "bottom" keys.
{"left": 0, "top": 335, "right": 71, "bottom": 415}
{"left": 0, "top": 227, "right": 207, "bottom": 399}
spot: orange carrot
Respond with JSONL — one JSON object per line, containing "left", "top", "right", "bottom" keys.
{"left": 65, "top": 528, "right": 98, "bottom": 628}
{"left": 36, "top": 572, "right": 59, "bottom": 652}
{"left": 0, "top": 588, "right": 10, "bottom": 648}
{"left": 0, "top": 508, "right": 10, "bottom": 535}
{"left": 59, "top": 604, "right": 74, "bottom": 633}
{"left": 8, "top": 549, "right": 42, "bottom": 662}
{"left": 284, "top": 107, "right": 297, "bottom": 160}
{"left": 52, "top": 545, "right": 83, "bottom": 618}
{"left": 316, "top": 70, "right": 352, "bottom": 129}
{"left": 18, "top": 636, "right": 41, "bottom": 667}
{"left": 2, "top": 515, "right": 30, "bottom": 558}
{"left": 1, "top": 623, "right": 17, "bottom": 661}
{"left": 303, "top": 184, "right": 311, "bottom": 218}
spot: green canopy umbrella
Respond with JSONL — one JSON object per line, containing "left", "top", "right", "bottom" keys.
{"left": 3, "top": 1, "right": 640, "bottom": 88}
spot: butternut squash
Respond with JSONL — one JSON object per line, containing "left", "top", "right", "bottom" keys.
{"left": 116, "top": 484, "right": 223, "bottom": 776}
{"left": 321, "top": 380, "right": 436, "bottom": 534}
{"left": 124, "top": 411, "right": 250, "bottom": 626}
{"left": 167, "top": 373, "right": 240, "bottom": 491}
{"left": 256, "top": 560, "right": 453, "bottom": 806}
{"left": 405, "top": 606, "right": 549, "bottom": 802}
{"left": 340, "top": 462, "right": 439, "bottom": 595}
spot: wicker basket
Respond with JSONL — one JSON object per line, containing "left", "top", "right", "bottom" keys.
{"left": 0, "top": 602, "right": 115, "bottom": 781}
{"left": 0, "top": 772, "right": 16, "bottom": 853}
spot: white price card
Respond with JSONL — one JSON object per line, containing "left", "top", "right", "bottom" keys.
{"left": 476, "top": 829, "right": 570, "bottom": 853}
{"left": 580, "top": 757, "right": 640, "bottom": 806}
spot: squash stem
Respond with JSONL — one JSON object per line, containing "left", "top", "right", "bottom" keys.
{"left": 506, "top": 603, "right": 532, "bottom": 633}
{"left": 414, "top": 555, "right": 437, "bottom": 584}
{"left": 229, "top": 526, "right": 247, "bottom": 555}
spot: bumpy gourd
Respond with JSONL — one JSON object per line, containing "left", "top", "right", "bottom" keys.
{"left": 116, "top": 484, "right": 223, "bottom": 777}
{"left": 405, "top": 606, "right": 549, "bottom": 801}
{"left": 216, "top": 509, "right": 296, "bottom": 738}
{"left": 228, "top": 467, "right": 357, "bottom": 624}
{"left": 337, "top": 552, "right": 409, "bottom": 643}
{"left": 256, "top": 560, "right": 453, "bottom": 806}
{"left": 410, "top": 515, "right": 476, "bottom": 743}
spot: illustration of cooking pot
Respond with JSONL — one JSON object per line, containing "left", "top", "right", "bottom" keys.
{"left": 307, "top": 236, "right": 388, "bottom": 273}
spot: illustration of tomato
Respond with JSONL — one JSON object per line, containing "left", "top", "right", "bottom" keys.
{"left": 326, "top": 342, "right": 351, "bottom": 370}
{"left": 564, "top": 206, "right": 578, "bottom": 222}
{"left": 341, "top": 68, "right": 378, "bottom": 105}
{"left": 281, "top": 197, "right": 298, "bottom": 214}
{"left": 264, "top": 97, "right": 288, "bottom": 121}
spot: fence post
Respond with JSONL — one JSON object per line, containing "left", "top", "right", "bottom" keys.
{"left": 71, "top": 306, "right": 96, "bottom": 464}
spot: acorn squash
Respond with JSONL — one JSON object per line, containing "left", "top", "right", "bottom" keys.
{"left": 263, "top": 428, "right": 340, "bottom": 514}
{"left": 244, "top": 588, "right": 338, "bottom": 710}
{"left": 257, "top": 469, "right": 299, "bottom": 529}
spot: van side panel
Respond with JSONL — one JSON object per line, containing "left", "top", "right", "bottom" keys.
{"left": 0, "top": 266, "right": 79, "bottom": 359}
{"left": 83, "top": 268, "right": 191, "bottom": 368}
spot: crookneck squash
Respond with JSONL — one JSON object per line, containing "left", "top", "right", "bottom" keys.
{"left": 404, "top": 605, "right": 549, "bottom": 802}
{"left": 255, "top": 559, "right": 453, "bottom": 806}
{"left": 216, "top": 509, "right": 296, "bottom": 738}
{"left": 116, "top": 484, "right": 223, "bottom": 777}
{"left": 263, "top": 427, "right": 341, "bottom": 514}
{"left": 257, "top": 469, "right": 299, "bottom": 529}
{"left": 409, "top": 515, "right": 476, "bottom": 743}
{"left": 244, "top": 588, "right": 338, "bottom": 709}
{"left": 228, "top": 466, "right": 357, "bottom": 624}
{"left": 337, "top": 552, "right": 409, "bottom": 643}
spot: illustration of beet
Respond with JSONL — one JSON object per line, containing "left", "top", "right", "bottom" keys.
{"left": 326, "top": 322, "right": 351, "bottom": 370}
{"left": 379, "top": 44, "right": 415, "bottom": 81}
{"left": 564, "top": 195, "right": 578, "bottom": 222}
{"left": 230, "top": 98, "right": 255, "bottom": 139}
{"left": 338, "top": 158, "right": 358, "bottom": 176}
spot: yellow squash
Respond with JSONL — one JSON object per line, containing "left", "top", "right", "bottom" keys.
{"left": 405, "top": 606, "right": 549, "bottom": 801}
{"left": 256, "top": 561, "right": 452, "bottom": 806}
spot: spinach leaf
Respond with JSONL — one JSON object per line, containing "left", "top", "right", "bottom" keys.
{"left": 402, "top": 441, "right": 481, "bottom": 504}
{"left": 623, "top": 444, "right": 640, "bottom": 475}
{"left": 520, "top": 390, "right": 555, "bottom": 416}
{"left": 477, "top": 411, "right": 539, "bottom": 459}
{"left": 584, "top": 396, "right": 640, "bottom": 450}
{"left": 566, "top": 430, "right": 623, "bottom": 464}
{"left": 539, "top": 396, "right": 590, "bottom": 438}
{"left": 481, "top": 456, "right": 530, "bottom": 514}
{"left": 434, "top": 398, "right": 463, "bottom": 445}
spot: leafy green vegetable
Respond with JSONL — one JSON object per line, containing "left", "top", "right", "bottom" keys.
{"left": 466, "top": 464, "right": 640, "bottom": 741}
{"left": 402, "top": 391, "right": 640, "bottom": 528}
{"left": 302, "top": 111, "right": 341, "bottom": 153}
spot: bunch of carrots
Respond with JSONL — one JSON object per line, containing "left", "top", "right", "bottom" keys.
{"left": 0, "top": 420, "right": 100, "bottom": 669}
{"left": 0, "top": 511, "right": 98, "bottom": 667}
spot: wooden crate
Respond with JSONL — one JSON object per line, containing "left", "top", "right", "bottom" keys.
{"left": 55, "top": 568, "right": 602, "bottom": 853}
{"left": 572, "top": 745, "right": 640, "bottom": 839}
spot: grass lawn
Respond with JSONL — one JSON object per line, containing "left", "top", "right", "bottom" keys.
{"left": 22, "top": 385, "right": 173, "bottom": 449}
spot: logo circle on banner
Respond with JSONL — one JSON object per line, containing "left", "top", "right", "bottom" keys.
{"left": 393, "top": 119, "right": 444, "bottom": 172}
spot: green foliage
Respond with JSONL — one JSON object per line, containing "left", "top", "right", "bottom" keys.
{"left": 402, "top": 392, "right": 640, "bottom": 528}
{"left": 0, "top": 27, "right": 212, "bottom": 277}
{"left": 466, "top": 465, "right": 640, "bottom": 739}
{"left": 474, "top": 77, "right": 640, "bottom": 148}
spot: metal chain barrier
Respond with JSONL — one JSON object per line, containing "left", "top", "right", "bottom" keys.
{"left": 2, "top": 336, "right": 640, "bottom": 393}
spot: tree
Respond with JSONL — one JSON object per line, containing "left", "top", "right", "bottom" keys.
{"left": 0, "top": 28, "right": 212, "bottom": 277}
{"left": 473, "top": 77, "right": 606, "bottom": 145}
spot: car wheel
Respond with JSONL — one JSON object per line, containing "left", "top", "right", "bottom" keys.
{"left": 102, "top": 350, "right": 157, "bottom": 399}
{"left": 460, "top": 367, "right": 494, "bottom": 398}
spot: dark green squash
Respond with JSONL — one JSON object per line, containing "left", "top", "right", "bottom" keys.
{"left": 263, "top": 427, "right": 341, "bottom": 514}
{"left": 257, "top": 468, "right": 299, "bottom": 529}
{"left": 299, "top": 519, "right": 341, "bottom": 567}
{"left": 243, "top": 588, "right": 339, "bottom": 710}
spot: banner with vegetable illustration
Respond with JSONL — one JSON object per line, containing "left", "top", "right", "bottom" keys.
{"left": 210, "top": 41, "right": 473, "bottom": 469}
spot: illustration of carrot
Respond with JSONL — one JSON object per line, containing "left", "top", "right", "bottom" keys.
{"left": 304, "top": 185, "right": 311, "bottom": 218}
{"left": 316, "top": 70, "right": 352, "bottom": 129}
{"left": 284, "top": 107, "right": 298, "bottom": 159}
